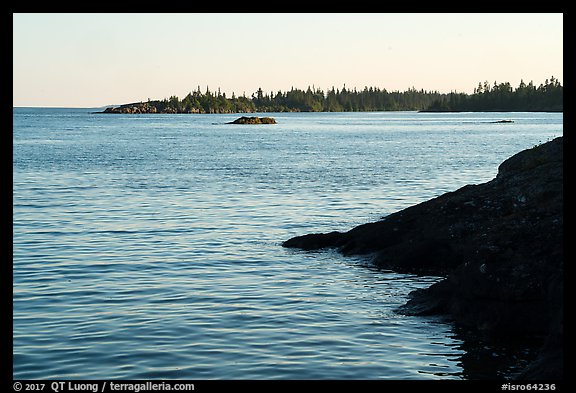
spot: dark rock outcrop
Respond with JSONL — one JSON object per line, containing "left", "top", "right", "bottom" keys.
{"left": 99, "top": 101, "right": 241, "bottom": 114}
{"left": 282, "top": 137, "right": 563, "bottom": 379}
{"left": 227, "top": 116, "right": 277, "bottom": 124}
{"left": 101, "top": 102, "right": 159, "bottom": 114}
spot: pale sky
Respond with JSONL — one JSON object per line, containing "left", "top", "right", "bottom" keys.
{"left": 13, "top": 13, "right": 563, "bottom": 108}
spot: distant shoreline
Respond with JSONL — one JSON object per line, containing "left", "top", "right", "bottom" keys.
{"left": 96, "top": 110, "right": 564, "bottom": 114}
{"left": 418, "top": 109, "right": 563, "bottom": 113}
{"left": 94, "top": 106, "right": 563, "bottom": 115}
{"left": 12, "top": 107, "right": 563, "bottom": 114}
{"left": 91, "top": 77, "right": 563, "bottom": 114}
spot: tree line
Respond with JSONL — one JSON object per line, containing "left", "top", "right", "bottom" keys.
{"left": 425, "top": 77, "right": 562, "bottom": 112}
{"left": 105, "top": 77, "right": 562, "bottom": 114}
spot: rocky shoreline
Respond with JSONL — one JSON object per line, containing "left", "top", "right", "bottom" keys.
{"left": 283, "top": 137, "right": 563, "bottom": 379}
{"left": 98, "top": 101, "right": 244, "bottom": 114}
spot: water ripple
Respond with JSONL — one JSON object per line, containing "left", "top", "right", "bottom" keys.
{"left": 13, "top": 109, "right": 562, "bottom": 379}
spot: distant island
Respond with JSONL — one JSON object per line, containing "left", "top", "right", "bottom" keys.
{"left": 99, "top": 77, "right": 562, "bottom": 114}
{"left": 227, "top": 116, "right": 276, "bottom": 124}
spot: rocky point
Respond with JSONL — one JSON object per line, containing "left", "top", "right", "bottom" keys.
{"left": 283, "top": 137, "right": 563, "bottom": 379}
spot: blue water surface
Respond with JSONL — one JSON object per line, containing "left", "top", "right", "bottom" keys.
{"left": 13, "top": 109, "right": 563, "bottom": 379}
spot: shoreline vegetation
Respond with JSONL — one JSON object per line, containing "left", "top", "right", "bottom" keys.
{"left": 99, "top": 77, "right": 562, "bottom": 114}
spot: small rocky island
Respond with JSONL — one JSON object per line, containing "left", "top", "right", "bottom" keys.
{"left": 227, "top": 116, "right": 277, "bottom": 124}
{"left": 283, "top": 137, "right": 563, "bottom": 379}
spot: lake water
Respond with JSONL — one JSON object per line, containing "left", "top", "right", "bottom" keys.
{"left": 13, "top": 109, "right": 563, "bottom": 380}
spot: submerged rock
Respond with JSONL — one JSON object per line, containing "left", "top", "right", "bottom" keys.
{"left": 282, "top": 137, "right": 563, "bottom": 379}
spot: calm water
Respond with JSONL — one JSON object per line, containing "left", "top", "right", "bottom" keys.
{"left": 13, "top": 109, "right": 562, "bottom": 380}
